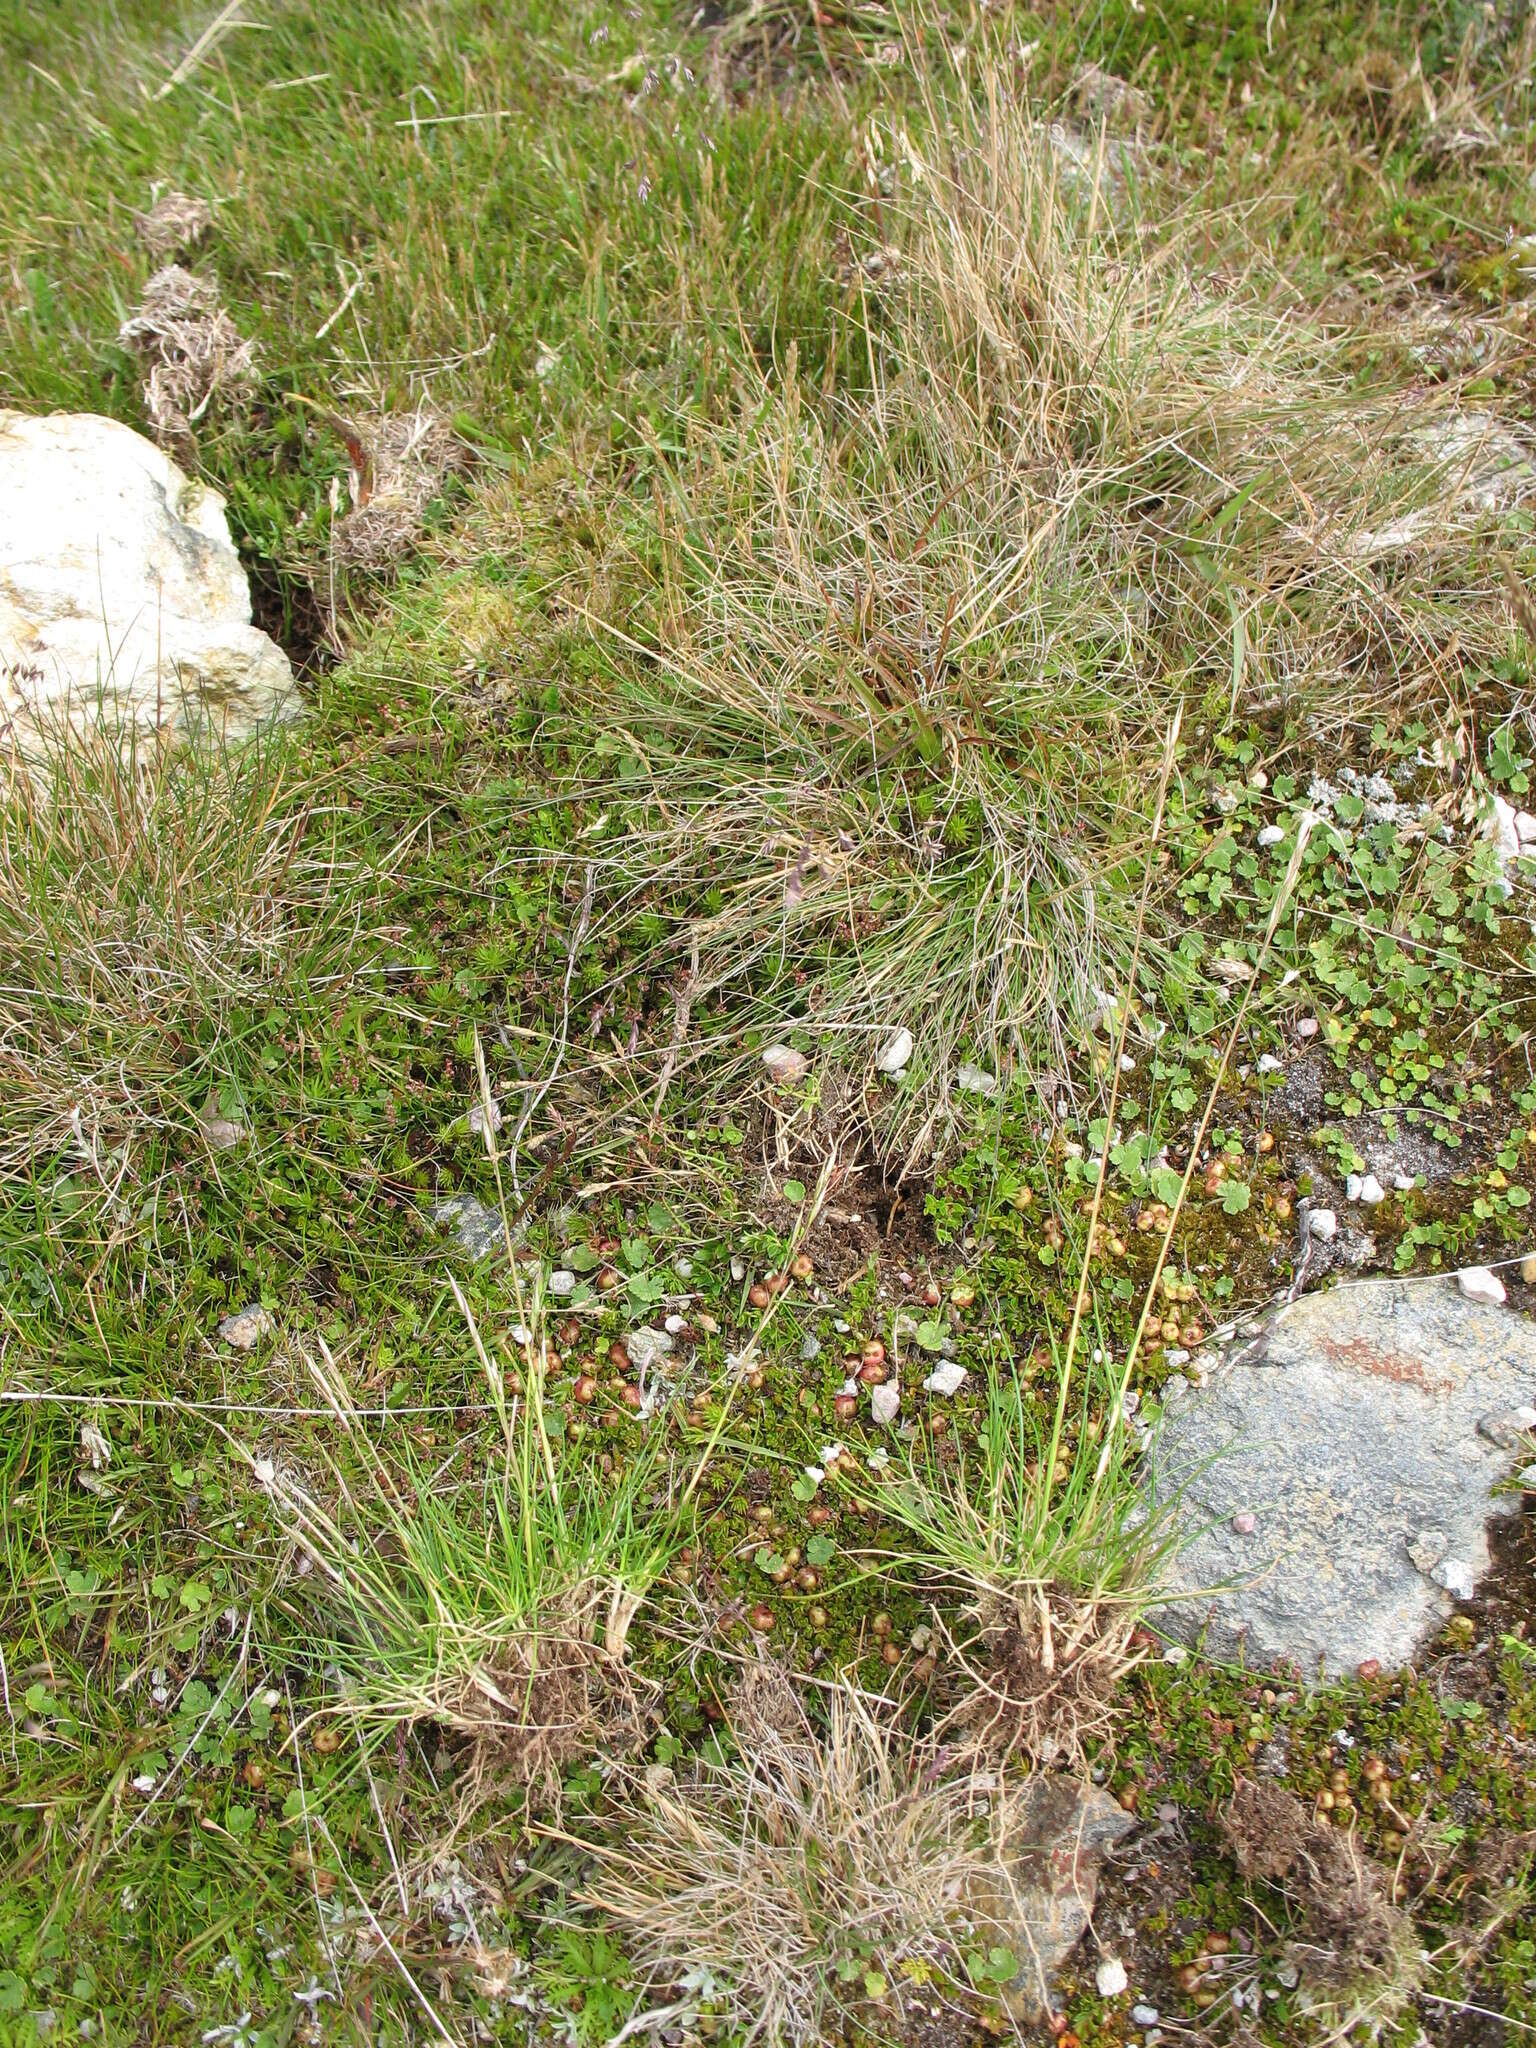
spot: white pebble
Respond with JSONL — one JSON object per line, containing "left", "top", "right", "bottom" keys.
{"left": 762, "top": 1043, "right": 808, "bottom": 1085}
{"left": 1256, "top": 1053, "right": 1282, "bottom": 1075}
{"left": 1432, "top": 1557, "right": 1476, "bottom": 1601}
{"left": 1295, "top": 1016, "right": 1319, "bottom": 1039}
{"left": 731, "top": 1258, "right": 745, "bottom": 1282}
{"left": 1393, "top": 1173, "right": 1415, "bottom": 1193}
{"left": 1095, "top": 1958, "right": 1129, "bottom": 1999}
{"left": 870, "top": 1380, "right": 901, "bottom": 1425}
{"left": 923, "top": 1361, "right": 968, "bottom": 1397}
{"left": 1132, "top": 2007, "right": 1159, "bottom": 2029}
{"left": 1358, "top": 1173, "right": 1385, "bottom": 1206}
{"left": 548, "top": 1269, "right": 576, "bottom": 1297}
{"left": 956, "top": 1061, "right": 999, "bottom": 1098}
{"left": 1257, "top": 824, "right": 1284, "bottom": 849}
{"left": 1231, "top": 1510, "right": 1257, "bottom": 1535}
{"left": 1307, "top": 1208, "right": 1337, "bottom": 1242}
{"left": 663, "top": 1313, "right": 687, "bottom": 1335}
{"left": 876, "top": 1026, "right": 915, "bottom": 1074}
{"left": 1457, "top": 1265, "right": 1507, "bottom": 1305}
{"left": 510, "top": 1323, "right": 534, "bottom": 1347}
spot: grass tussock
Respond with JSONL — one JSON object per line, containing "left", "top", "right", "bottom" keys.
{"left": 519, "top": 34, "right": 1513, "bottom": 1167}
{"left": 0, "top": 721, "right": 382, "bottom": 1195}
{"left": 1222, "top": 1779, "right": 1425, "bottom": 2025}
{"left": 259, "top": 1324, "right": 674, "bottom": 1807}
{"left": 580, "top": 1675, "right": 1036, "bottom": 2047}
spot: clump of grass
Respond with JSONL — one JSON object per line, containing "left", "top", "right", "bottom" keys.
{"left": 258, "top": 1310, "right": 675, "bottom": 1807}
{"left": 521, "top": 28, "right": 1507, "bottom": 1171}
{"left": 0, "top": 716, "right": 381, "bottom": 1200}
{"left": 580, "top": 1677, "right": 1033, "bottom": 2047}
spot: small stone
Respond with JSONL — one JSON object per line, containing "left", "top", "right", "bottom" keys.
{"left": 1257, "top": 825, "right": 1284, "bottom": 849}
{"left": 876, "top": 1027, "right": 915, "bottom": 1075}
{"left": 1394, "top": 1172, "right": 1416, "bottom": 1192}
{"left": 1095, "top": 1957, "right": 1129, "bottom": 1999}
{"left": 1256, "top": 1053, "right": 1282, "bottom": 1075}
{"left": 956, "top": 1062, "right": 999, "bottom": 1098}
{"left": 1522, "top": 1254, "right": 1536, "bottom": 1285}
{"left": 1308, "top": 1208, "right": 1337, "bottom": 1242}
{"left": 1345, "top": 1172, "right": 1385, "bottom": 1206}
{"left": 674, "top": 1256, "right": 693, "bottom": 1278}
{"left": 202, "top": 1115, "right": 244, "bottom": 1151}
{"left": 1213, "top": 958, "right": 1253, "bottom": 983}
{"left": 762, "top": 1043, "right": 808, "bottom": 1085}
{"left": 1431, "top": 1557, "right": 1475, "bottom": 1601}
{"left": 1457, "top": 1265, "right": 1507, "bottom": 1305}
{"left": 548, "top": 1269, "right": 576, "bottom": 1297}
{"left": 1231, "top": 1510, "right": 1257, "bottom": 1535}
{"left": 1132, "top": 2007, "right": 1159, "bottom": 2029}
{"left": 664, "top": 1313, "right": 687, "bottom": 1336}
{"left": 1407, "top": 1528, "right": 1447, "bottom": 1574}
{"left": 731, "top": 1258, "right": 745, "bottom": 1282}
{"left": 1295, "top": 1016, "right": 1320, "bottom": 1039}
{"left": 870, "top": 1380, "right": 901, "bottom": 1425}
{"left": 923, "top": 1361, "right": 968, "bottom": 1396}
{"left": 800, "top": 1335, "right": 822, "bottom": 1362}
{"left": 218, "top": 1305, "right": 272, "bottom": 1351}
{"left": 626, "top": 1326, "right": 674, "bottom": 1372}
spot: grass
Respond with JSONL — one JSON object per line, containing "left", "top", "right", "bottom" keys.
{"left": 3, "top": 0, "right": 1536, "bottom": 2042}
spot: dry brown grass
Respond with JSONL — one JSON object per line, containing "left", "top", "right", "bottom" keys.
{"left": 1223, "top": 1779, "right": 1424, "bottom": 2024}
{"left": 580, "top": 1677, "right": 1035, "bottom": 2046}
{"left": 118, "top": 264, "right": 257, "bottom": 458}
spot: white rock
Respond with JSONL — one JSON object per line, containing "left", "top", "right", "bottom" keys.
{"left": 1212, "top": 957, "right": 1253, "bottom": 983}
{"left": 1358, "top": 1174, "right": 1385, "bottom": 1206}
{"left": 1132, "top": 2007, "right": 1159, "bottom": 2029}
{"left": 761, "top": 1043, "right": 807, "bottom": 1085}
{"left": 548, "top": 1268, "right": 576, "bottom": 1297}
{"left": 1517, "top": 808, "right": 1536, "bottom": 845}
{"left": 1095, "top": 1958, "right": 1129, "bottom": 2000}
{"left": 663, "top": 1312, "right": 687, "bottom": 1336}
{"left": 1256, "top": 1053, "right": 1282, "bottom": 1075}
{"left": 1295, "top": 1016, "right": 1320, "bottom": 1039}
{"left": 202, "top": 1114, "right": 244, "bottom": 1151}
{"left": 1393, "top": 1172, "right": 1416, "bottom": 1192}
{"left": 870, "top": 1379, "right": 900, "bottom": 1424}
{"left": 923, "top": 1360, "right": 968, "bottom": 1396}
{"left": 800, "top": 1335, "right": 821, "bottom": 1361}
{"left": 1457, "top": 1265, "right": 1507, "bottom": 1306}
{"left": 1307, "top": 1208, "right": 1337, "bottom": 1242}
{"left": 876, "top": 1027, "right": 914, "bottom": 1074}
{"left": 0, "top": 410, "right": 295, "bottom": 752}
{"left": 218, "top": 1305, "right": 272, "bottom": 1350}
{"left": 1431, "top": 1556, "right": 1476, "bottom": 1601}
{"left": 1257, "top": 824, "right": 1284, "bottom": 849}
{"left": 956, "top": 1062, "right": 999, "bottom": 1098}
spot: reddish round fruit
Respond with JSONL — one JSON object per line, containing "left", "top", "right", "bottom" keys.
{"left": 609, "top": 1341, "right": 631, "bottom": 1370}
{"left": 573, "top": 1374, "right": 598, "bottom": 1404}
{"left": 620, "top": 1384, "right": 644, "bottom": 1410}
{"left": 880, "top": 1641, "right": 901, "bottom": 1666}
{"left": 834, "top": 1393, "right": 858, "bottom": 1420}
{"left": 862, "top": 1339, "right": 886, "bottom": 1367}
{"left": 597, "top": 1266, "right": 621, "bottom": 1291}
{"left": 748, "top": 1283, "right": 771, "bottom": 1309}
{"left": 790, "top": 1254, "right": 814, "bottom": 1281}
{"left": 857, "top": 1359, "right": 888, "bottom": 1386}
{"left": 750, "top": 1604, "right": 774, "bottom": 1633}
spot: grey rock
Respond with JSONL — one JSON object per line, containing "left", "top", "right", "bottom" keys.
{"left": 969, "top": 1778, "right": 1136, "bottom": 2022}
{"left": 626, "top": 1326, "right": 674, "bottom": 1373}
{"left": 799, "top": 1334, "right": 821, "bottom": 1362}
{"left": 1150, "top": 1277, "right": 1536, "bottom": 1675}
{"left": 434, "top": 1194, "right": 506, "bottom": 1260}
{"left": 548, "top": 1269, "right": 577, "bottom": 1297}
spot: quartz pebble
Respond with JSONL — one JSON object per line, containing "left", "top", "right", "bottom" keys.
{"left": 1095, "top": 1957, "right": 1129, "bottom": 1999}
{"left": 1132, "top": 2007, "right": 1159, "bottom": 2029}
{"left": 1256, "top": 1053, "right": 1282, "bottom": 1075}
{"left": 1307, "top": 1208, "right": 1337, "bottom": 1242}
{"left": 1432, "top": 1557, "right": 1476, "bottom": 1601}
{"left": 923, "top": 1360, "right": 968, "bottom": 1397}
{"left": 548, "top": 1269, "right": 576, "bottom": 1297}
{"left": 1457, "top": 1265, "right": 1507, "bottom": 1306}
{"left": 1257, "top": 824, "right": 1284, "bottom": 849}
{"left": 876, "top": 1027, "right": 915, "bottom": 1075}
{"left": 1346, "top": 1172, "right": 1385, "bottom": 1206}
{"left": 1231, "top": 1510, "right": 1257, "bottom": 1535}
{"left": 1295, "top": 1016, "right": 1320, "bottom": 1039}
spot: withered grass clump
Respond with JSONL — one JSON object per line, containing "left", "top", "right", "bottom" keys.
{"left": 1222, "top": 1780, "right": 1422, "bottom": 2015}
{"left": 118, "top": 264, "right": 257, "bottom": 457}
{"left": 582, "top": 1680, "right": 1027, "bottom": 2047}
{"left": 133, "top": 190, "right": 213, "bottom": 261}
{"left": 331, "top": 410, "right": 468, "bottom": 572}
